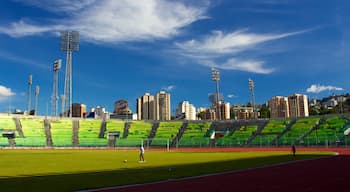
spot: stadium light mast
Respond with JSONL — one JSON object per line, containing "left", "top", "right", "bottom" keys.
{"left": 249, "top": 78, "right": 256, "bottom": 119}
{"left": 211, "top": 68, "right": 221, "bottom": 120}
{"left": 34, "top": 85, "right": 40, "bottom": 116}
{"left": 51, "top": 59, "right": 61, "bottom": 117}
{"left": 60, "top": 95, "right": 65, "bottom": 117}
{"left": 60, "top": 31, "right": 79, "bottom": 118}
{"left": 26, "top": 74, "right": 33, "bottom": 115}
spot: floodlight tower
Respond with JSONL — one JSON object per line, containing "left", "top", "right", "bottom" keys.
{"left": 51, "top": 59, "right": 62, "bottom": 117}
{"left": 60, "top": 95, "right": 65, "bottom": 117}
{"left": 60, "top": 31, "right": 79, "bottom": 118}
{"left": 34, "top": 85, "right": 40, "bottom": 116}
{"left": 248, "top": 78, "right": 256, "bottom": 118}
{"left": 26, "top": 74, "right": 33, "bottom": 115}
{"left": 211, "top": 68, "right": 221, "bottom": 120}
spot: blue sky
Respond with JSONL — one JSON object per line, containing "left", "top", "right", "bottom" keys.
{"left": 0, "top": 0, "right": 349, "bottom": 115}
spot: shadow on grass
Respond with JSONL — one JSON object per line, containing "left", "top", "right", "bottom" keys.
{"left": 0, "top": 154, "right": 331, "bottom": 192}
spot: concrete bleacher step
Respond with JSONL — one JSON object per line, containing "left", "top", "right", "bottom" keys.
{"left": 44, "top": 119, "right": 53, "bottom": 147}
{"left": 171, "top": 121, "right": 188, "bottom": 147}
{"left": 99, "top": 120, "right": 107, "bottom": 138}
{"left": 13, "top": 118, "right": 24, "bottom": 138}
{"left": 72, "top": 120, "right": 79, "bottom": 147}
{"left": 123, "top": 122, "right": 130, "bottom": 138}
{"left": 148, "top": 121, "right": 159, "bottom": 145}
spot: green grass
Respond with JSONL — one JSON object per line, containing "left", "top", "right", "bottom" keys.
{"left": 0, "top": 149, "right": 332, "bottom": 192}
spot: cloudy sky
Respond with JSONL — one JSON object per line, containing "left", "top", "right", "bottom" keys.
{"left": 0, "top": 0, "right": 349, "bottom": 115}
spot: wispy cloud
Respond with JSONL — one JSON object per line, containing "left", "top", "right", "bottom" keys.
{"left": 174, "top": 29, "right": 310, "bottom": 74}
{"left": 227, "top": 94, "right": 237, "bottom": 98}
{"left": 162, "top": 85, "right": 175, "bottom": 92}
{"left": 0, "top": 85, "right": 15, "bottom": 102}
{"left": 1, "top": 0, "right": 209, "bottom": 43}
{"left": 306, "top": 84, "right": 344, "bottom": 93}
{"left": 0, "top": 50, "right": 49, "bottom": 69}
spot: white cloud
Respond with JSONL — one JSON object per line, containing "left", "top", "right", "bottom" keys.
{"left": 227, "top": 94, "right": 237, "bottom": 98}
{"left": 306, "top": 84, "right": 344, "bottom": 93}
{"left": 219, "top": 58, "right": 274, "bottom": 74}
{"left": 0, "top": 50, "right": 49, "bottom": 69}
{"left": 174, "top": 29, "right": 309, "bottom": 74}
{"left": 1, "top": 0, "right": 208, "bottom": 43}
{"left": 0, "top": 85, "right": 15, "bottom": 102}
{"left": 162, "top": 85, "right": 175, "bottom": 92}
{"left": 175, "top": 29, "right": 308, "bottom": 56}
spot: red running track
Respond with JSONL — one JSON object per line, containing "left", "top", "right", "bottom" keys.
{"left": 95, "top": 148, "right": 350, "bottom": 192}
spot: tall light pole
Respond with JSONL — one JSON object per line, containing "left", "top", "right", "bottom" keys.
{"left": 51, "top": 59, "right": 61, "bottom": 117}
{"left": 60, "top": 31, "right": 79, "bottom": 118}
{"left": 60, "top": 95, "right": 65, "bottom": 117}
{"left": 211, "top": 68, "right": 221, "bottom": 120}
{"left": 26, "top": 74, "right": 32, "bottom": 115}
{"left": 34, "top": 85, "right": 40, "bottom": 116}
{"left": 249, "top": 78, "right": 256, "bottom": 119}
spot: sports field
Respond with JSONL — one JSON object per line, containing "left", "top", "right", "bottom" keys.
{"left": 0, "top": 149, "right": 332, "bottom": 192}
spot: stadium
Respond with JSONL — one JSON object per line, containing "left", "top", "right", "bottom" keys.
{"left": 1, "top": 114, "right": 349, "bottom": 192}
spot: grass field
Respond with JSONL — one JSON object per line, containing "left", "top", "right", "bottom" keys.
{"left": 0, "top": 149, "right": 332, "bottom": 192}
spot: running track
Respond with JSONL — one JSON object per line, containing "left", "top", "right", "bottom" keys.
{"left": 95, "top": 148, "right": 350, "bottom": 192}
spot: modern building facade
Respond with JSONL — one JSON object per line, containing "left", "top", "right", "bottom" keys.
{"left": 269, "top": 96, "right": 290, "bottom": 118}
{"left": 137, "top": 91, "right": 171, "bottom": 120}
{"left": 136, "top": 93, "right": 155, "bottom": 120}
{"left": 71, "top": 103, "right": 86, "bottom": 118}
{"left": 288, "top": 94, "right": 309, "bottom": 117}
{"left": 176, "top": 101, "right": 196, "bottom": 120}
{"left": 155, "top": 91, "right": 171, "bottom": 120}
{"left": 219, "top": 102, "right": 230, "bottom": 120}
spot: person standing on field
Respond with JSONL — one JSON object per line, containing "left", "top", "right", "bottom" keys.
{"left": 292, "top": 144, "right": 296, "bottom": 157}
{"left": 139, "top": 145, "right": 145, "bottom": 162}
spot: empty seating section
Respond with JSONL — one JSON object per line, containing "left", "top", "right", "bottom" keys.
{"left": 152, "top": 122, "right": 182, "bottom": 146}
{"left": 79, "top": 119, "right": 106, "bottom": 147}
{"left": 116, "top": 121, "right": 153, "bottom": 147}
{"left": 16, "top": 118, "right": 46, "bottom": 146}
{"left": 304, "top": 117, "right": 347, "bottom": 145}
{"left": 179, "top": 122, "right": 211, "bottom": 147}
{"left": 278, "top": 118, "right": 320, "bottom": 145}
{"left": 50, "top": 119, "right": 72, "bottom": 146}
{"left": 251, "top": 119, "right": 290, "bottom": 145}
{"left": 0, "top": 116, "right": 15, "bottom": 146}
{"left": 229, "top": 125, "right": 258, "bottom": 145}
{"left": 106, "top": 120, "right": 125, "bottom": 133}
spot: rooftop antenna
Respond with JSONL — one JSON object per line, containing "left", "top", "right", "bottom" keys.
{"left": 51, "top": 59, "right": 61, "bottom": 117}
{"left": 60, "top": 31, "right": 79, "bottom": 118}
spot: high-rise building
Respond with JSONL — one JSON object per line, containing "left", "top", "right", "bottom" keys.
{"left": 176, "top": 101, "right": 196, "bottom": 120}
{"left": 136, "top": 93, "right": 155, "bottom": 120}
{"left": 269, "top": 96, "right": 290, "bottom": 118}
{"left": 219, "top": 102, "right": 230, "bottom": 120}
{"left": 71, "top": 103, "right": 86, "bottom": 118}
{"left": 288, "top": 94, "right": 309, "bottom": 117}
{"left": 155, "top": 91, "right": 171, "bottom": 120}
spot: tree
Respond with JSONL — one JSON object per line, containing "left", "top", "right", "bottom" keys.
{"left": 259, "top": 104, "right": 270, "bottom": 118}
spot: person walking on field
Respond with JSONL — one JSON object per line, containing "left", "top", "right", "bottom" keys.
{"left": 292, "top": 144, "right": 296, "bottom": 157}
{"left": 139, "top": 145, "right": 145, "bottom": 162}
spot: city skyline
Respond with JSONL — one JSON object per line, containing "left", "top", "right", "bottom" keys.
{"left": 0, "top": 0, "right": 349, "bottom": 115}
